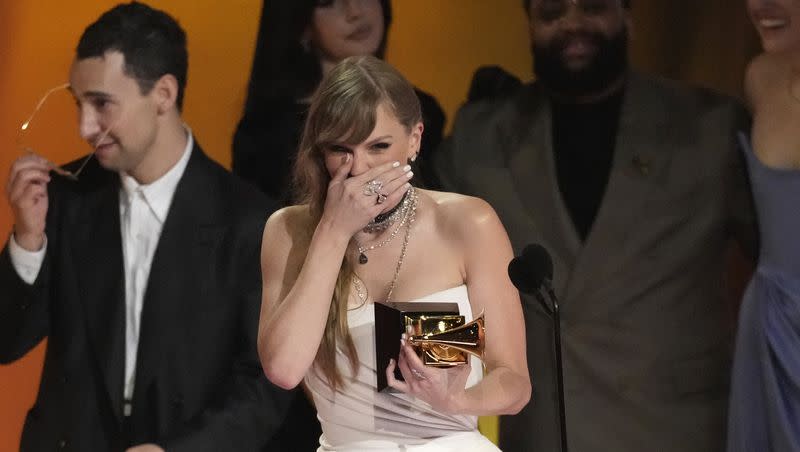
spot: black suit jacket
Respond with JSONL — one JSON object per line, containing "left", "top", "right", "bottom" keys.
{"left": 0, "top": 144, "right": 291, "bottom": 451}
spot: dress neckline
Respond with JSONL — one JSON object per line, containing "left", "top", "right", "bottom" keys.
{"left": 738, "top": 131, "right": 800, "bottom": 176}
{"left": 404, "top": 284, "right": 467, "bottom": 303}
{"left": 347, "top": 284, "right": 468, "bottom": 314}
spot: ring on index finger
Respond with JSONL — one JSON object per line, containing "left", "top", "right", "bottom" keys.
{"left": 363, "top": 179, "right": 383, "bottom": 196}
{"left": 410, "top": 368, "right": 427, "bottom": 380}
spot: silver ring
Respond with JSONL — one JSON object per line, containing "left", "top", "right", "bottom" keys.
{"left": 376, "top": 193, "right": 388, "bottom": 204}
{"left": 410, "top": 368, "right": 427, "bottom": 380}
{"left": 363, "top": 179, "right": 383, "bottom": 196}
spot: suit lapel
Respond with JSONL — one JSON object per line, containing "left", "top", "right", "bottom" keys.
{"left": 507, "top": 85, "right": 580, "bottom": 294}
{"left": 75, "top": 173, "right": 126, "bottom": 424}
{"left": 564, "top": 74, "right": 673, "bottom": 301}
{"left": 131, "top": 147, "right": 224, "bottom": 410}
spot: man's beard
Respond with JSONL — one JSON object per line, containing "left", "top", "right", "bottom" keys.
{"left": 532, "top": 27, "right": 629, "bottom": 99}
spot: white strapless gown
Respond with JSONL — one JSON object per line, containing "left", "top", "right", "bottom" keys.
{"left": 304, "top": 285, "right": 500, "bottom": 451}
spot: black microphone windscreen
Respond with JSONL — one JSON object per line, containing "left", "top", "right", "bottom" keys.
{"left": 522, "top": 244, "right": 553, "bottom": 279}
{"left": 508, "top": 244, "right": 553, "bottom": 294}
{"left": 508, "top": 257, "right": 541, "bottom": 294}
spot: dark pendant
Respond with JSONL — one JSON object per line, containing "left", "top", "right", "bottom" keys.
{"left": 358, "top": 253, "right": 368, "bottom": 264}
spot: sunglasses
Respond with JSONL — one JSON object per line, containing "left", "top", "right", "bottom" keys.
{"left": 18, "top": 83, "right": 116, "bottom": 181}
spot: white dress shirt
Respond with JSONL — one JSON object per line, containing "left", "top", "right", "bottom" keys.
{"left": 9, "top": 132, "right": 194, "bottom": 413}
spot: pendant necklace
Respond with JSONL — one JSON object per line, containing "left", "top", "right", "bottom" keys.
{"left": 352, "top": 189, "right": 417, "bottom": 303}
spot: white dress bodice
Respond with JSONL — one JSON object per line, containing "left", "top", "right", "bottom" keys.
{"left": 305, "top": 285, "right": 498, "bottom": 451}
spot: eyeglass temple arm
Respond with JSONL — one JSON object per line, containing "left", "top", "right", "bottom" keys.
{"left": 20, "top": 83, "right": 71, "bottom": 131}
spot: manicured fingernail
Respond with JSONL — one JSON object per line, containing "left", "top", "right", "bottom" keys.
{"left": 392, "top": 161, "right": 400, "bottom": 167}
{"left": 403, "top": 165, "right": 411, "bottom": 172}
{"left": 406, "top": 171, "right": 414, "bottom": 178}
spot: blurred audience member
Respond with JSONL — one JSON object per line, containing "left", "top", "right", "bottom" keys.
{"left": 728, "top": 1, "right": 800, "bottom": 451}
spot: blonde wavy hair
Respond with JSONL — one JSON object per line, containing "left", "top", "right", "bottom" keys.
{"left": 292, "top": 55, "right": 422, "bottom": 390}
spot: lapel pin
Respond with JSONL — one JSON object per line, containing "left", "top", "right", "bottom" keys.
{"left": 632, "top": 155, "right": 650, "bottom": 176}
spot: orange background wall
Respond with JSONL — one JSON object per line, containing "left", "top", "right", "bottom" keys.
{"left": 0, "top": 1, "right": 531, "bottom": 448}
{"left": 0, "top": 1, "right": 757, "bottom": 450}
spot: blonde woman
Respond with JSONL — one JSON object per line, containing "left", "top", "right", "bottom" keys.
{"left": 257, "top": 56, "right": 530, "bottom": 451}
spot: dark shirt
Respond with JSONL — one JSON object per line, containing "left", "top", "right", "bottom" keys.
{"left": 551, "top": 90, "right": 624, "bottom": 240}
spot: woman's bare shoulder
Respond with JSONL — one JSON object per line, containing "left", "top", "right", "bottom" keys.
{"left": 261, "top": 205, "right": 316, "bottom": 279}
{"left": 747, "top": 51, "right": 793, "bottom": 80}
{"left": 263, "top": 204, "right": 314, "bottom": 242}
{"left": 424, "top": 189, "right": 500, "bottom": 235}
{"left": 745, "top": 51, "right": 800, "bottom": 104}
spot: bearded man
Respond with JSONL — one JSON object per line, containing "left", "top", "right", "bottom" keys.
{"left": 434, "top": 1, "right": 758, "bottom": 451}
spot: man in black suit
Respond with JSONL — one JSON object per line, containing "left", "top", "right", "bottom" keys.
{"left": 0, "top": 2, "right": 290, "bottom": 451}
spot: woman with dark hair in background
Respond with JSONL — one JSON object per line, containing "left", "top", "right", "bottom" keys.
{"left": 728, "top": 1, "right": 800, "bottom": 451}
{"left": 233, "top": 0, "right": 445, "bottom": 204}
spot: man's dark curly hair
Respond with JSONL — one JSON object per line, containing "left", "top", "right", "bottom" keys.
{"left": 523, "top": 0, "right": 631, "bottom": 15}
{"left": 76, "top": 1, "right": 188, "bottom": 110}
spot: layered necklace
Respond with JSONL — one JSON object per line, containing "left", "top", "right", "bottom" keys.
{"left": 362, "top": 189, "right": 411, "bottom": 233}
{"left": 355, "top": 187, "right": 417, "bottom": 265}
{"left": 351, "top": 187, "right": 418, "bottom": 304}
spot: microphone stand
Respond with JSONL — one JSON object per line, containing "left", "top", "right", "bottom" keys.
{"left": 507, "top": 248, "right": 568, "bottom": 452}
{"left": 543, "top": 279, "right": 568, "bottom": 452}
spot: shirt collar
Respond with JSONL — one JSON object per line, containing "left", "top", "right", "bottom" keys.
{"left": 119, "top": 128, "right": 194, "bottom": 223}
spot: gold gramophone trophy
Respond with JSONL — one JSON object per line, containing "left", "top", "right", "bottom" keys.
{"left": 374, "top": 301, "right": 485, "bottom": 391}
{"left": 405, "top": 311, "right": 485, "bottom": 367}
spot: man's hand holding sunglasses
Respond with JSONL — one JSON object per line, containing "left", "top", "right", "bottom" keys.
{"left": 6, "top": 153, "right": 51, "bottom": 252}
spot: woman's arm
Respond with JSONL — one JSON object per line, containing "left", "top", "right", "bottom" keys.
{"left": 257, "top": 206, "right": 351, "bottom": 390}
{"left": 258, "top": 157, "right": 414, "bottom": 389}
{"left": 451, "top": 197, "right": 531, "bottom": 415}
{"left": 389, "top": 196, "right": 531, "bottom": 415}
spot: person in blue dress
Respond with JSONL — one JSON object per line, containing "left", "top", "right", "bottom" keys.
{"left": 728, "top": 1, "right": 800, "bottom": 451}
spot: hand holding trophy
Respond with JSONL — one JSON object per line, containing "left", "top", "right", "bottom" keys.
{"left": 375, "top": 301, "right": 485, "bottom": 392}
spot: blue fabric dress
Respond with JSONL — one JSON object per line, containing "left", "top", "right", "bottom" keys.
{"left": 728, "top": 135, "right": 800, "bottom": 452}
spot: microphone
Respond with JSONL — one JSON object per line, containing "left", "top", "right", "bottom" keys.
{"left": 508, "top": 244, "right": 554, "bottom": 314}
{"left": 508, "top": 244, "right": 568, "bottom": 452}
